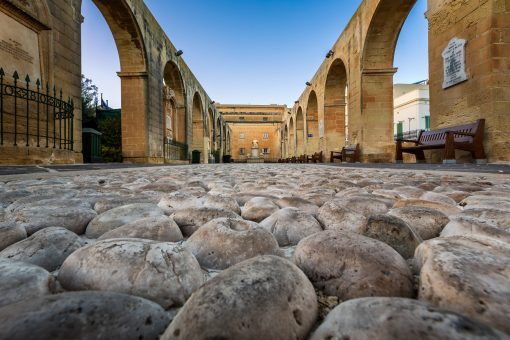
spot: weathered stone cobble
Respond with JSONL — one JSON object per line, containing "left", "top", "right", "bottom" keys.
{"left": 0, "top": 164, "right": 508, "bottom": 338}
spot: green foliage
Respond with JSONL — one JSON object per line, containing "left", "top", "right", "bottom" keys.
{"left": 81, "top": 75, "right": 98, "bottom": 128}
{"left": 97, "top": 116, "right": 122, "bottom": 162}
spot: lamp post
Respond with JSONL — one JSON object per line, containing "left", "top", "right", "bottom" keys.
{"left": 408, "top": 117, "right": 415, "bottom": 133}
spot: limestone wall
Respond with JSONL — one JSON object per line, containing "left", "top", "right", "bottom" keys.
{"left": 427, "top": 0, "right": 510, "bottom": 162}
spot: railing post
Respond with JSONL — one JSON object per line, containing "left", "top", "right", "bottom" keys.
{"left": 36, "top": 79, "right": 40, "bottom": 147}
{"left": 59, "top": 89, "right": 62, "bottom": 149}
{"left": 46, "top": 82, "right": 49, "bottom": 147}
{"left": 70, "top": 98, "right": 74, "bottom": 150}
{"left": 13, "top": 71, "right": 18, "bottom": 146}
{"left": 52, "top": 85, "right": 56, "bottom": 148}
{"left": 25, "top": 74, "right": 30, "bottom": 146}
{"left": 0, "top": 68, "right": 4, "bottom": 146}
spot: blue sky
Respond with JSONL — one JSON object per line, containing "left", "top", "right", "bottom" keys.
{"left": 82, "top": 0, "right": 428, "bottom": 108}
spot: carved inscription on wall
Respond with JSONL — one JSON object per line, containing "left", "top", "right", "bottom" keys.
{"left": 442, "top": 37, "right": 468, "bottom": 89}
{"left": 0, "top": 10, "right": 41, "bottom": 81}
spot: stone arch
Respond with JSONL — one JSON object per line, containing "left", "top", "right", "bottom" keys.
{"left": 283, "top": 124, "right": 289, "bottom": 158}
{"left": 191, "top": 92, "right": 205, "bottom": 162}
{"left": 359, "top": 0, "right": 417, "bottom": 161}
{"left": 89, "top": 0, "right": 149, "bottom": 162}
{"left": 215, "top": 116, "right": 222, "bottom": 151}
{"left": 324, "top": 58, "right": 348, "bottom": 158}
{"left": 296, "top": 107, "right": 305, "bottom": 155}
{"left": 207, "top": 107, "right": 214, "bottom": 158}
{"left": 306, "top": 91, "right": 319, "bottom": 154}
{"left": 163, "top": 61, "right": 186, "bottom": 144}
{"left": 288, "top": 117, "right": 295, "bottom": 157}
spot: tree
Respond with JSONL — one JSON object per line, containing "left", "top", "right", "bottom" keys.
{"left": 97, "top": 116, "right": 122, "bottom": 162}
{"left": 81, "top": 75, "right": 98, "bottom": 128}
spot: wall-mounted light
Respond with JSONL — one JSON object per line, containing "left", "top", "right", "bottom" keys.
{"left": 211, "top": 101, "right": 216, "bottom": 105}
{"left": 306, "top": 82, "right": 312, "bottom": 86}
{"left": 326, "top": 50, "right": 334, "bottom": 58}
{"left": 175, "top": 50, "right": 183, "bottom": 57}
{"left": 294, "top": 101, "right": 299, "bottom": 104}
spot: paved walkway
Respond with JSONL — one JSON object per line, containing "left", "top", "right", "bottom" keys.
{"left": 0, "top": 162, "right": 508, "bottom": 177}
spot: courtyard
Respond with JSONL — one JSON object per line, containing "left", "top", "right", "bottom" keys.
{"left": 0, "top": 0, "right": 509, "bottom": 338}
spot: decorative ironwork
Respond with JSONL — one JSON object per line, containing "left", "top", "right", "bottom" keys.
{"left": 0, "top": 67, "right": 74, "bottom": 150}
{"left": 164, "top": 139, "right": 188, "bottom": 161}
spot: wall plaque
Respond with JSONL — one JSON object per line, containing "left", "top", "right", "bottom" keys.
{"left": 442, "top": 37, "right": 468, "bottom": 89}
{"left": 0, "top": 10, "right": 41, "bottom": 81}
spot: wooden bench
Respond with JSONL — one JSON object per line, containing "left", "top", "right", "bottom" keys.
{"left": 330, "top": 144, "right": 360, "bottom": 163}
{"left": 396, "top": 119, "right": 486, "bottom": 164}
{"left": 342, "top": 144, "right": 361, "bottom": 163}
{"left": 307, "top": 151, "right": 323, "bottom": 163}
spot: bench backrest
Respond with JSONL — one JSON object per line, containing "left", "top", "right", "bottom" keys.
{"left": 343, "top": 144, "right": 359, "bottom": 154}
{"left": 418, "top": 119, "right": 484, "bottom": 146}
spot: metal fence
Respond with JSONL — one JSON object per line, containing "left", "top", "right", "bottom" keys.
{"left": 0, "top": 68, "right": 74, "bottom": 150}
{"left": 164, "top": 139, "right": 188, "bottom": 161}
{"left": 394, "top": 129, "right": 423, "bottom": 141}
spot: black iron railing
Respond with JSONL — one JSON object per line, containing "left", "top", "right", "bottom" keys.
{"left": 0, "top": 68, "right": 74, "bottom": 150}
{"left": 394, "top": 129, "right": 423, "bottom": 141}
{"left": 164, "top": 139, "right": 188, "bottom": 161}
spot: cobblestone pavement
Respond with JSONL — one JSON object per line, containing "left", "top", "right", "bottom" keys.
{"left": 0, "top": 161, "right": 509, "bottom": 177}
{"left": 0, "top": 164, "right": 508, "bottom": 338}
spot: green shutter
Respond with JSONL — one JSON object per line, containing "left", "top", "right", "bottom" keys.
{"left": 425, "top": 116, "right": 430, "bottom": 130}
{"left": 397, "top": 122, "right": 404, "bottom": 139}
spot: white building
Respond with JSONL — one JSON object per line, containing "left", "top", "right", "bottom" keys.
{"left": 394, "top": 82, "right": 430, "bottom": 138}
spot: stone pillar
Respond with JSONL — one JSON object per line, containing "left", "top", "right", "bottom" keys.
{"left": 118, "top": 71, "right": 149, "bottom": 163}
{"left": 359, "top": 68, "right": 397, "bottom": 163}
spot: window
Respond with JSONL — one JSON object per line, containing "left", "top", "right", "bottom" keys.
{"left": 239, "top": 148, "right": 245, "bottom": 155}
{"left": 262, "top": 117, "right": 268, "bottom": 122}
{"left": 262, "top": 132, "right": 269, "bottom": 140}
{"left": 239, "top": 117, "right": 245, "bottom": 121}
{"left": 424, "top": 116, "right": 431, "bottom": 130}
{"left": 239, "top": 133, "right": 245, "bottom": 139}
{"left": 263, "top": 148, "right": 270, "bottom": 155}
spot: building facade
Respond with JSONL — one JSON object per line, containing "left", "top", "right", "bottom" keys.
{"left": 217, "top": 104, "right": 285, "bottom": 162}
{"left": 393, "top": 83, "right": 430, "bottom": 139}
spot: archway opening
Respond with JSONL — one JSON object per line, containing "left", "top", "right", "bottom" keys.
{"left": 324, "top": 59, "right": 348, "bottom": 159}
{"left": 163, "top": 61, "right": 186, "bottom": 144}
{"left": 306, "top": 91, "right": 320, "bottom": 154}
{"left": 82, "top": 0, "right": 147, "bottom": 163}
{"left": 283, "top": 125, "right": 288, "bottom": 158}
{"left": 360, "top": 0, "right": 423, "bottom": 162}
{"left": 162, "top": 61, "right": 186, "bottom": 161}
{"left": 191, "top": 92, "right": 205, "bottom": 162}
{"left": 215, "top": 116, "right": 223, "bottom": 159}
{"left": 296, "top": 108, "right": 305, "bottom": 155}
{"left": 393, "top": 0, "right": 429, "bottom": 149}
{"left": 207, "top": 108, "right": 214, "bottom": 161}
{"left": 288, "top": 117, "right": 295, "bottom": 157}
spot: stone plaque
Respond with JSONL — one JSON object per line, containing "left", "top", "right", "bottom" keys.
{"left": 319, "top": 120, "right": 324, "bottom": 138}
{"left": 0, "top": 10, "right": 41, "bottom": 81}
{"left": 442, "top": 37, "right": 468, "bottom": 89}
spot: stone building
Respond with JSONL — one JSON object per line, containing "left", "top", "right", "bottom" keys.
{"left": 217, "top": 104, "right": 285, "bottom": 162}
{"left": 393, "top": 83, "right": 430, "bottom": 139}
